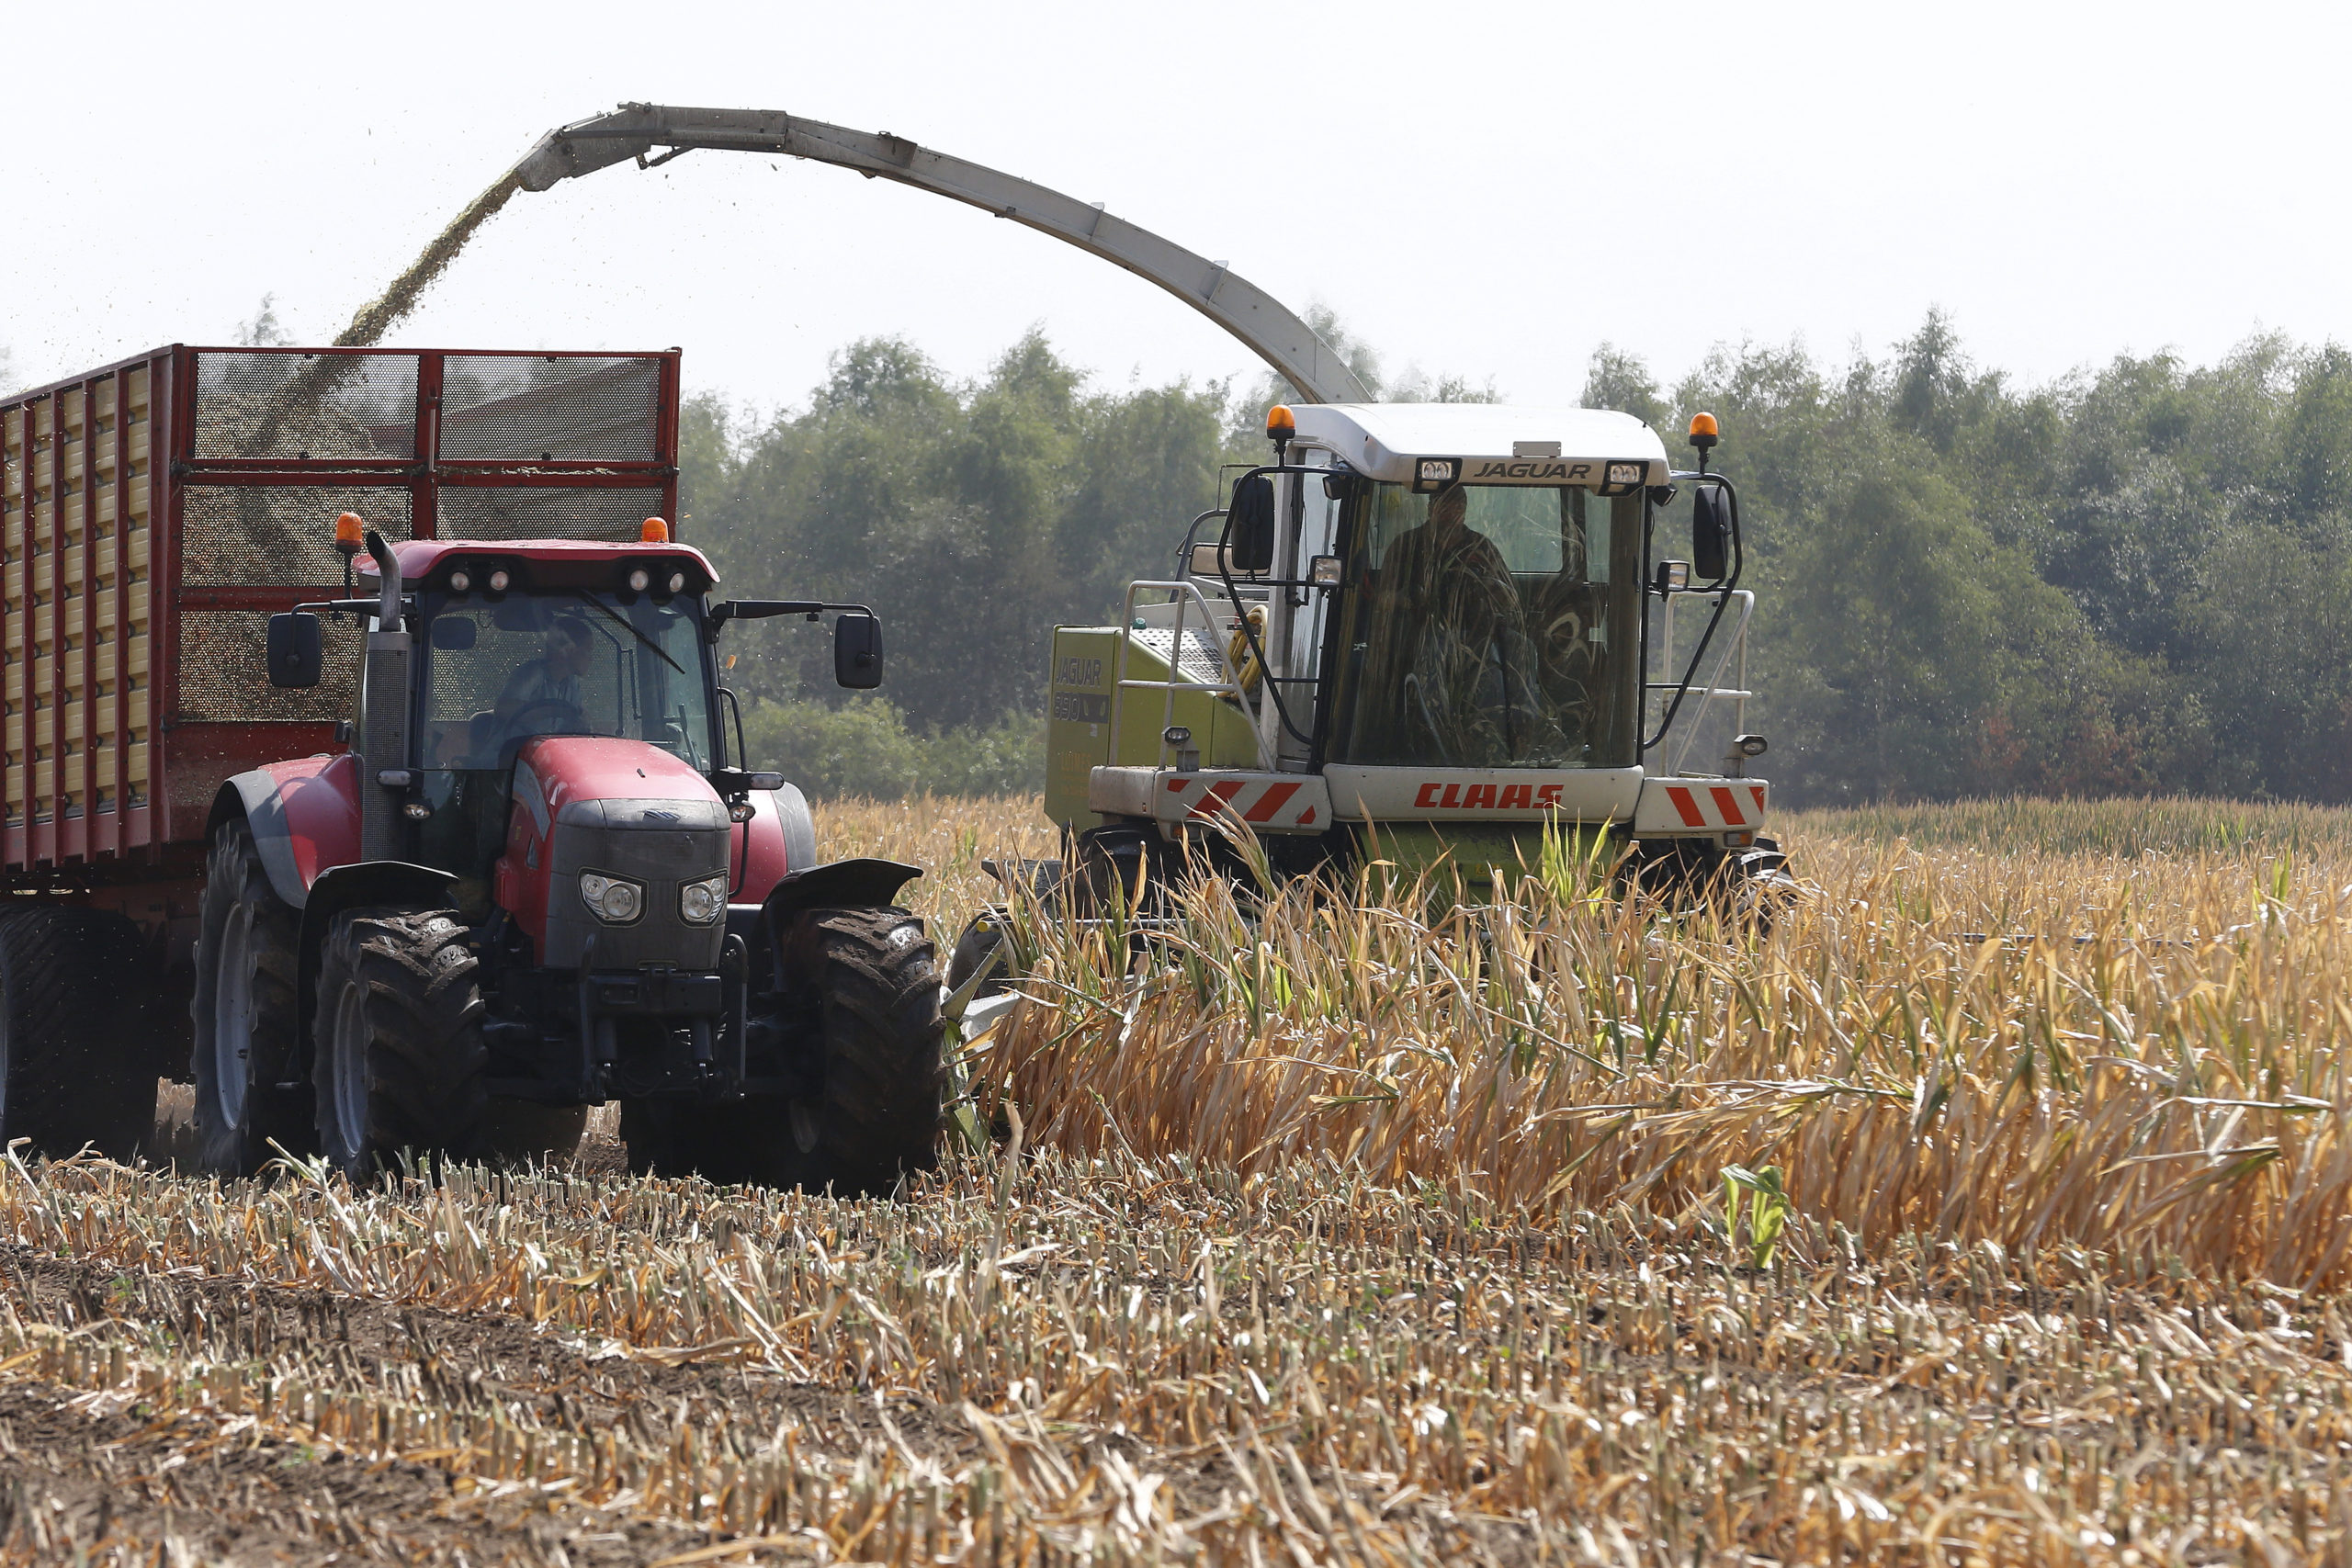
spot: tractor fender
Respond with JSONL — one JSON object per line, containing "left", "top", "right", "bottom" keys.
{"left": 293, "top": 861, "right": 462, "bottom": 1064}
{"left": 726, "top": 784, "right": 816, "bottom": 908}
{"left": 209, "top": 755, "right": 364, "bottom": 911}
{"left": 758, "top": 858, "right": 924, "bottom": 928}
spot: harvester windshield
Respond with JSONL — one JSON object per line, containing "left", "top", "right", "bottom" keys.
{"left": 1324, "top": 484, "right": 1643, "bottom": 770}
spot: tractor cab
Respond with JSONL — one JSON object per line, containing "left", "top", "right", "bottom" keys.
{"left": 385, "top": 538, "right": 727, "bottom": 903}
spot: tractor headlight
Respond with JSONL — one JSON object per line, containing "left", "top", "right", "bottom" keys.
{"left": 679, "top": 874, "right": 729, "bottom": 925}
{"left": 578, "top": 871, "right": 644, "bottom": 924}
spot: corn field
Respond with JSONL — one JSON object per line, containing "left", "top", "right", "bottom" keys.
{"left": 0, "top": 795, "right": 2347, "bottom": 1564}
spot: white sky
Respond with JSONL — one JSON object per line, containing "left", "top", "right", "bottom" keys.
{"left": 5, "top": 0, "right": 2343, "bottom": 416}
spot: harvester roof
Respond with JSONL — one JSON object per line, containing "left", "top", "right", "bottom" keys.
{"left": 1289, "top": 404, "right": 1671, "bottom": 488}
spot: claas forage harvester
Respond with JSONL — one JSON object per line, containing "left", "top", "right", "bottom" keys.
{"left": 0, "top": 344, "right": 941, "bottom": 1187}
{"left": 955, "top": 401, "right": 1789, "bottom": 982}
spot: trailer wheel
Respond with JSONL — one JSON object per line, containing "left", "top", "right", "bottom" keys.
{"left": 770, "top": 906, "right": 944, "bottom": 1195}
{"left": 311, "top": 908, "right": 489, "bottom": 1179}
{"left": 191, "top": 820, "right": 311, "bottom": 1173}
{"left": 0, "top": 907, "right": 159, "bottom": 1160}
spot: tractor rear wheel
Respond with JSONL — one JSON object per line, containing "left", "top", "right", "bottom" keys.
{"left": 771, "top": 906, "right": 944, "bottom": 1195}
{"left": 0, "top": 906, "right": 158, "bottom": 1159}
{"left": 191, "top": 821, "right": 311, "bottom": 1173}
{"left": 311, "top": 908, "right": 489, "bottom": 1179}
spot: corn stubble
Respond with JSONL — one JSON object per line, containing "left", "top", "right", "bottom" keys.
{"left": 0, "top": 795, "right": 2346, "bottom": 1565}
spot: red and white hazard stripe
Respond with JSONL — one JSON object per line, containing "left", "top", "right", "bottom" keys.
{"left": 1156, "top": 773, "right": 1330, "bottom": 829}
{"left": 1633, "top": 777, "right": 1769, "bottom": 834}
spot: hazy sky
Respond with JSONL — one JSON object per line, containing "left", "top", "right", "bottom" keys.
{"left": 5, "top": 0, "right": 2342, "bottom": 415}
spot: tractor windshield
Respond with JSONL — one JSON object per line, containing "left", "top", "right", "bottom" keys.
{"left": 410, "top": 591, "right": 718, "bottom": 882}
{"left": 1323, "top": 483, "right": 1643, "bottom": 770}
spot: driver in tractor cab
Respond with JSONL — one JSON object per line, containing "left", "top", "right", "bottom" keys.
{"left": 494, "top": 613, "right": 596, "bottom": 738}
{"left": 1359, "top": 483, "right": 1551, "bottom": 763}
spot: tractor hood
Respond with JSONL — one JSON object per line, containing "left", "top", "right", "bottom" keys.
{"left": 519, "top": 737, "right": 729, "bottom": 833}
{"left": 500, "top": 738, "right": 731, "bottom": 971}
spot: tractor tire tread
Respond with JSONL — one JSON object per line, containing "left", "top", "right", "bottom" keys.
{"left": 313, "top": 908, "right": 488, "bottom": 1177}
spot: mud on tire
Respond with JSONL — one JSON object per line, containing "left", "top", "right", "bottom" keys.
{"left": 312, "top": 908, "right": 489, "bottom": 1179}
{"left": 774, "top": 906, "right": 944, "bottom": 1195}
{"left": 190, "top": 821, "right": 311, "bottom": 1173}
{"left": 0, "top": 906, "right": 159, "bottom": 1160}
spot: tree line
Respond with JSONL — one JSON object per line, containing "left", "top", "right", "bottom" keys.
{"left": 688, "top": 313, "right": 2351, "bottom": 805}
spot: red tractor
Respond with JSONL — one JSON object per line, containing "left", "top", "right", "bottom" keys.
{"left": 213, "top": 525, "right": 944, "bottom": 1186}
{"left": 0, "top": 344, "right": 941, "bottom": 1190}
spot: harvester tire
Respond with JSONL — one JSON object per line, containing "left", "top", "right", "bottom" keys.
{"left": 0, "top": 906, "right": 159, "bottom": 1160}
{"left": 311, "top": 908, "right": 489, "bottom": 1179}
{"left": 191, "top": 820, "right": 312, "bottom": 1173}
{"left": 772, "top": 906, "right": 944, "bottom": 1195}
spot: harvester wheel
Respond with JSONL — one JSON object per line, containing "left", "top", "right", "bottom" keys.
{"left": 1071, "top": 825, "right": 1164, "bottom": 916}
{"left": 191, "top": 820, "right": 311, "bottom": 1172}
{"left": 311, "top": 908, "right": 489, "bottom": 1179}
{"left": 0, "top": 906, "right": 159, "bottom": 1160}
{"left": 771, "top": 906, "right": 944, "bottom": 1195}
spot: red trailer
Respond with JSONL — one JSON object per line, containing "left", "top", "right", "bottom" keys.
{"left": 0, "top": 346, "right": 942, "bottom": 1186}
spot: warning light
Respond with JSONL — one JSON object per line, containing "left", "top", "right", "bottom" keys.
{"left": 1264, "top": 405, "right": 1296, "bottom": 440}
{"left": 640, "top": 516, "right": 671, "bottom": 542}
{"left": 1688, "top": 412, "right": 1720, "bottom": 452}
{"left": 334, "top": 513, "right": 365, "bottom": 556}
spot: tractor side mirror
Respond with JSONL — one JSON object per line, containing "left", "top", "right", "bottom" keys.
{"left": 834, "top": 612, "right": 884, "bottom": 689}
{"left": 1229, "top": 474, "right": 1276, "bottom": 573}
{"left": 266, "top": 612, "right": 323, "bottom": 689}
{"left": 1691, "top": 486, "right": 1730, "bottom": 581}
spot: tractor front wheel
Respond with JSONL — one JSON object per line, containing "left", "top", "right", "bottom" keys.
{"left": 771, "top": 906, "right": 944, "bottom": 1195}
{"left": 311, "top": 908, "right": 489, "bottom": 1179}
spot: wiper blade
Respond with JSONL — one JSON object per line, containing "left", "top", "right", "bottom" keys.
{"left": 571, "top": 591, "right": 685, "bottom": 674}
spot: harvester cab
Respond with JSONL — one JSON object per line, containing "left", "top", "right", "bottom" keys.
{"left": 1035, "top": 404, "right": 1787, "bottom": 906}
{"left": 201, "top": 521, "right": 945, "bottom": 1188}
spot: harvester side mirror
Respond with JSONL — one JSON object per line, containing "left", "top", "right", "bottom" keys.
{"left": 266, "top": 612, "right": 323, "bottom": 689}
{"left": 834, "top": 612, "right": 884, "bottom": 689}
{"left": 1229, "top": 474, "right": 1276, "bottom": 574}
{"left": 1691, "top": 487, "right": 1730, "bottom": 581}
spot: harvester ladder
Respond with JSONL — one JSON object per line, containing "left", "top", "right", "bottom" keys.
{"left": 1111, "top": 582, "right": 1276, "bottom": 773}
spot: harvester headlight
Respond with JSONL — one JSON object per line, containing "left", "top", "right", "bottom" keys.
{"left": 627, "top": 568, "right": 651, "bottom": 592}
{"left": 578, "top": 871, "right": 644, "bottom": 924}
{"left": 1736, "top": 733, "right": 1770, "bottom": 758}
{"left": 1654, "top": 559, "right": 1690, "bottom": 593}
{"left": 679, "top": 873, "right": 729, "bottom": 925}
{"left": 487, "top": 569, "right": 512, "bottom": 593}
{"left": 447, "top": 570, "right": 472, "bottom": 594}
{"left": 667, "top": 571, "right": 687, "bottom": 594}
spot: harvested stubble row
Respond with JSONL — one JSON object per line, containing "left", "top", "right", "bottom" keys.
{"left": 3, "top": 1145, "right": 2352, "bottom": 1563}
{"left": 964, "top": 803, "right": 2352, "bottom": 1289}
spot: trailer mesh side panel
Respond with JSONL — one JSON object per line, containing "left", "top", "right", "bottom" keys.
{"left": 181, "top": 488, "right": 413, "bottom": 587}
{"left": 437, "top": 487, "right": 670, "bottom": 542}
{"left": 440, "top": 356, "right": 662, "bottom": 461}
{"left": 177, "top": 610, "right": 366, "bottom": 723}
{"left": 192, "top": 353, "right": 419, "bottom": 461}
